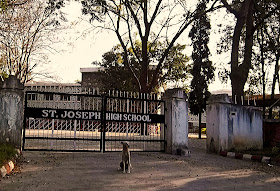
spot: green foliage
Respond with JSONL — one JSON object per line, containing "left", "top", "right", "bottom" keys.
{"left": 160, "top": 44, "right": 191, "bottom": 85}
{"left": 0, "top": 0, "right": 8, "bottom": 11}
{"left": 0, "top": 70, "right": 9, "bottom": 81}
{"left": 188, "top": 0, "right": 214, "bottom": 115}
{"left": 0, "top": 58, "right": 9, "bottom": 80}
{"left": 79, "top": 0, "right": 219, "bottom": 93}
{"left": 93, "top": 49, "right": 139, "bottom": 92}
{"left": 217, "top": 0, "right": 280, "bottom": 96}
{"left": 93, "top": 40, "right": 191, "bottom": 92}
{"left": 0, "top": 143, "right": 17, "bottom": 167}
{"left": 45, "top": 0, "right": 65, "bottom": 15}
{"left": 272, "top": 146, "right": 280, "bottom": 155}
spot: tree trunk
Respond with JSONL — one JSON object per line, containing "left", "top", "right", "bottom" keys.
{"left": 229, "top": 12, "right": 246, "bottom": 103}
{"left": 262, "top": 63, "right": 265, "bottom": 119}
{"left": 198, "top": 110, "right": 202, "bottom": 139}
{"left": 228, "top": 0, "right": 254, "bottom": 103}
{"left": 262, "top": 53, "right": 266, "bottom": 119}
{"left": 269, "top": 55, "right": 279, "bottom": 118}
{"left": 139, "top": 34, "right": 149, "bottom": 93}
{"left": 259, "top": 27, "right": 266, "bottom": 119}
{"left": 231, "top": 78, "right": 246, "bottom": 104}
{"left": 139, "top": 62, "right": 148, "bottom": 93}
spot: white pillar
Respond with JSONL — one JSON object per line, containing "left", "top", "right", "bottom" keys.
{"left": 0, "top": 76, "right": 24, "bottom": 148}
{"left": 163, "top": 89, "right": 188, "bottom": 155}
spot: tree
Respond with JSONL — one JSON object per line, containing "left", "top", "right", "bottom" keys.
{"left": 258, "top": 4, "right": 280, "bottom": 118}
{"left": 268, "top": 26, "right": 280, "bottom": 118}
{"left": 0, "top": 0, "right": 28, "bottom": 11}
{"left": 93, "top": 41, "right": 191, "bottom": 92}
{"left": 80, "top": 0, "right": 219, "bottom": 93}
{"left": 0, "top": 0, "right": 65, "bottom": 82}
{"left": 226, "top": 0, "right": 279, "bottom": 117}
{"left": 218, "top": 0, "right": 280, "bottom": 103}
{"left": 92, "top": 49, "right": 138, "bottom": 92}
{"left": 189, "top": 0, "right": 214, "bottom": 139}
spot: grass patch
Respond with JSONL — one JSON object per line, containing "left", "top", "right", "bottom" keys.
{"left": 0, "top": 143, "right": 17, "bottom": 167}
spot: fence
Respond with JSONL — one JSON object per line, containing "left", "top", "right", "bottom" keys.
{"left": 23, "top": 86, "right": 165, "bottom": 152}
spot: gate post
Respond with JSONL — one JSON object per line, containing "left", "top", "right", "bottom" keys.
{"left": 163, "top": 88, "right": 188, "bottom": 155}
{"left": 0, "top": 76, "right": 24, "bottom": 148}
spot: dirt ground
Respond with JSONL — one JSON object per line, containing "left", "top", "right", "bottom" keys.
{"left": 1, "top": 138, "right": 280, "bottom": 191}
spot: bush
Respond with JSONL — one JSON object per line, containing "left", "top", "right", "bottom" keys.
{"left": 0, "top": 144, "right": 17, "bottom": 167}
{"left": 272, "top": 146, "right": 280, "bottom": 155}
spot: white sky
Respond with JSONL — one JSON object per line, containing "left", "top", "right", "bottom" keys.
{"left": 41, "top": 2, "right": 118, "bottom": 82}
{"left": 39, "top": 1, "right": 232, "bottom": 93}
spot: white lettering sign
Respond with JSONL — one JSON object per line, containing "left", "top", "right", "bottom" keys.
{"left": 42, "top": 109, "right": 101, "bottom": 120}
{"left": 106, "top": 113, "right": 151, "bottom": 122}
{"left": 40, "top": 110, "right": 155, "bottom": 122}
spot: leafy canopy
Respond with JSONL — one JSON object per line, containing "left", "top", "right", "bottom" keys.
{"left": 93, "top": 40, "right": 191, "bottom": 92}
{"left": 189, "top": 0, "right": 214, "bottom": 115}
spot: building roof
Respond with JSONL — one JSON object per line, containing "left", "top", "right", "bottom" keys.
{"left": 25, "top": 82, "right": 81, "bottom": 87}
{"left": 80, "top": 65, "right": 157, "bottom": 73}
{"left": 210, "top": 89, "right": 232, "bottom": 96}
{"left": 80, "top": 67, "right": 104, "bottom": 73}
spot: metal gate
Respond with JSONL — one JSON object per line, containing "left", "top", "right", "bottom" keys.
{"left": 23, "top": 89, "right": 165, "bottom": 152}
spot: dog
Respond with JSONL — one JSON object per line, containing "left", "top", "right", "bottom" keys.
{"left": 120, "top": 141, "right": 132, "bottom": 173}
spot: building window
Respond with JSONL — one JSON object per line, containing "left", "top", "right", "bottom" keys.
{"left": 27, "top": 93, "right": 38, "bottom": 100}
{"left": 45, "top": 94, "right": 54, "bottom": 101}
{"left": 60, "top": 95, "right": 71, "bottom": 101}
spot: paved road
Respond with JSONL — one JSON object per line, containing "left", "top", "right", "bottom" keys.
{"left": 1, "top": 138, "right": 279, "bottom": 191}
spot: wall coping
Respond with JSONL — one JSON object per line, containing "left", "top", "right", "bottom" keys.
{"left": 163, "top": 88, "right": 187, "bottom": 100}
{"left": 207, "top": 94, "right": 232, "bottom": 104}
{"left": 264, "top": 119, "right": 280, "bottom": 123}
{"left": 0, "top": 76, "right": 24, "bottom": 91}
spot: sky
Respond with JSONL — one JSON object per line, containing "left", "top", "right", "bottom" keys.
{"left": 38, "top": 1, "right": 232, "bottom": 93}
{"left": 41, "top": 2, "right": 118, "bottom": 82}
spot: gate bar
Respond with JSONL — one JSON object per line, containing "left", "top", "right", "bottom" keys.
{"left": 22, "top": 92, "right": 28, "bottom": 150}
{"left": 101, "top": 96, "right": 107, "bottom": 152}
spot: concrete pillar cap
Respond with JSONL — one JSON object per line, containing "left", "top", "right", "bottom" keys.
{"left": 163, "top": 88, "right": 187, "bottom": 100}
{"left": 208, "top": 94, "right": 231, "bottom": 104}
{"left": 0, "top": 76, "right": 24, "bottom": 90}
